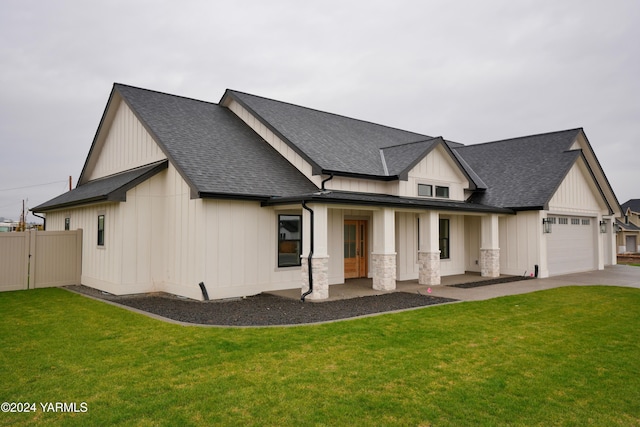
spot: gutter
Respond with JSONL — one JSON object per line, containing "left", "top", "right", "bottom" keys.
{"left": 300, "top": 200, "right": 314, "bottom": 302}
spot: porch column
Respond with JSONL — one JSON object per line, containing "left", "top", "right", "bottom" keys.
{"left": 480, "top": 214, "right": 500, "bottom": 278}
{"left": 372, "top": 207, "right": 396, "bottom": 291}
{"left": 418, "top": 211, "right": 441, "bottom": 286}
{"left": 301, "top": 204, "right": 329, "bottom": 300}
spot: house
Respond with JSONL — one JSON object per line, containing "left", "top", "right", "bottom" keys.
{"left": 33, "top": 84, "right": 621, "bottom": 300}
{"left": 616, "top": 199, "right": 640, "bottom": 253}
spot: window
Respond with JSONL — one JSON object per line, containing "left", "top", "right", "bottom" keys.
{"left": 582, "top": 219, "right": 591, "bottom": 226}
{"left": 571, "top": 218, "right": 580, "bottom": 225}
{"left": 64, "top": 218, "right": 70, "bottom": 231}
{"left": 97, "top": 215, "right": 105, "bottom": 246}
{"left": 435, "top": 186, "right": 449, "bottom": 198}
{"left": 439, "top": 218, "right": 450, "bottom": 259}
{"left": 278, "top": 215, "right": 301, "bottom": 267}
{"left": 558, "top": 217, "right": 568, "bottom": 225}
{"left": 418, "top": 184, "right": 433, "bottom": 197}
{"left": 547, "top": 217, "right": 557, "bottom": 224}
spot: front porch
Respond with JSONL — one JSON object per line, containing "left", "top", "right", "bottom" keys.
{"left": 269, "top": 272, "right": 516, "bottom": 302}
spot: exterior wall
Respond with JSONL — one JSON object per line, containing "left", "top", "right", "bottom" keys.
{"left": 327, "top": 176, "right": 393, "bottom": 195}
{"left": 87, "top": 100, "right": 167, "bottom": 181}
{"left": 464, "top": 216, "right": 481, "bottom": 272}
{"left": 46, "top": 202, "right": 125, "bottom": 293}
{"left": 396, "top": 212, "right": 419, "bottom": 280}
{"left": 395, "top": 211, "right": 466, "bottom": 280}
{"left": 499, "top": 211, "right": 541, "bottom": 277}
{"left": 399, "top": 145, "right": 469, "bottom": 200}
{"left": 548, "top": 159, "right": 608, "bottom": 215}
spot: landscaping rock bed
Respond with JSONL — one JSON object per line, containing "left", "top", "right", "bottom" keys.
{"left": 448, "top": 275, "right": 533, "bottom": 289}
{"left": 65, "top": 285, "right": 457, "bottom": 326}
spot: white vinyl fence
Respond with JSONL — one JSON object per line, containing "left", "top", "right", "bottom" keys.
{"left": 0, "top": 230, "right": 82, "bottom": 292}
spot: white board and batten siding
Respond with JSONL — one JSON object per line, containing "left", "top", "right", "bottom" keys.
{"left": 86, "top": 99, "right": 167, "bottom": 181}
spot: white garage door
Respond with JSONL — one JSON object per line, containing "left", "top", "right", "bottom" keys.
{"left": 547, "top": 215, "right": 597, "bottom": 276}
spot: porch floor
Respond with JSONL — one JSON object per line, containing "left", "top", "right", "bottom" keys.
{"left": 266, "top": 272, "right": 515, "bottom": 302}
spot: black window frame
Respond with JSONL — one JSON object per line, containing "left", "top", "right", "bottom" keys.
{"left": 278, "top": 214, "right": 302, "bottom": 267}
{"left": 97, "top": 214, "right": 105, "bottom": 246}
{"left": 435, "top": 186, "right": 450, "bottom": 198}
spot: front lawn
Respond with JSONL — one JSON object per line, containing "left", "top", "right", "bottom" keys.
{"left": 1, "top": 286, "right": 639, "bottom": 426}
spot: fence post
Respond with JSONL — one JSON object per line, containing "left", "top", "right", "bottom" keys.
{"left": 29, "top": 229, "right": 37, "bottom": 289}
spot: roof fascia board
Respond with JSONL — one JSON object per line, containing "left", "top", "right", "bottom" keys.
{"left": 320, "top": 169, "right": 399, "bottom": 182}
{"left": 220, "top": 90, "right": 324, "bottom": 175}
{"left": 36, "top": 160, "right": 169, "bottom": 212}
{"left": 263, "top": 193, "right": 513, "bottom": 214}
{"left": 573, "top": 129, "right": 622, "bottom": 216}
{"left": 198, "top": 191, "right": 271, "bottom": 202}
{"left": 105, "top": 160, "right": 169, "bottom": 202}
{"left": 77, "top": 85, "right": 122, "bottom": 186}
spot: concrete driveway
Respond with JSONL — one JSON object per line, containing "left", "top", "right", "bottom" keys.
{"left": 428, "top": 264, "right": 640, "bottom": 302}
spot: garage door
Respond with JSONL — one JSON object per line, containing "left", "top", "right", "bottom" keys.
{"left": 547, "top": 215, "right": 597, "bottom": 276}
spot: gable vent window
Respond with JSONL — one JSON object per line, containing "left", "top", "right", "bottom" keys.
{"left": 278, "top": 215, "right": 302, "bottom": 267}
{"left": 435, "top": 186, "right": 449, "bottom": 198}
{"left": 418, "top": 184, "right": 432, "bottom": 197}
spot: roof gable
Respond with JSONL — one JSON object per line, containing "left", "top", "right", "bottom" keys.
{"left": 454, "top": 129, "right": 583, "bottom": 210}
{"left": 82, "top": 97, "right": 167, "bottom": 182}
{"left": 109, "top": 84, "right": 318, "bottom": 199}
{"left": 548, "top": 155, "right": 609, "bottom": 213}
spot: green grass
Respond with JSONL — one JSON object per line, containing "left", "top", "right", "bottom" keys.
{"left": 1, "top": 287, "right": 639, "bottom": 426}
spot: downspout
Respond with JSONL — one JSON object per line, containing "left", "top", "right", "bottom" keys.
{"left": 301, "top": 200, "right": 314, "bottom": 302}
{"left": 321, "top": 174, "right": 334, "bottom": 191}
{"left": 31, "top": 212, "right": 46, "bottom": 230}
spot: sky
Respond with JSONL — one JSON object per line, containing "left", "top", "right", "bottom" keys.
{"left": 1, "top": 0, "right": 638, "bottom": 221}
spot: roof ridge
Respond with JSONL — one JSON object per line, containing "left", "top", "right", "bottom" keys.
{"left": 114, "top": 83, "right": 218, "bottom": 107}
{"left": 224, "top": 89, "right": 432, "bottom": 139}
{"left": 454, "top": 128, "right": 583, "bottom": 149}
{"left": 380, "top": 136, "right": 440, "bottom": 150}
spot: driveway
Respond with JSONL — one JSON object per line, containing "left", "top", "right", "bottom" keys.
{"left": 428, "top": 264, "right": 640, "bottom": 302}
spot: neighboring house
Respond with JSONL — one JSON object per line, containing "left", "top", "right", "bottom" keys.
{"left": 616, "top": 199, "right": 640, "bottom": 253}
{"left": 33, "top": 84, "right": 621, "bottom": 300}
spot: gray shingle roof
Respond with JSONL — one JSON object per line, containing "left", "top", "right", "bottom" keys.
{"left": 114, "top": 84, "right": 318, "bottom": 199}
{"left": 622, "top": 199, "right": 640, "bottom": 214}
{"left": 33, "top": 161, "right": 168, "bottom": 212}
{"left": 223, "top": 90, "right": 435, "bottom": 178}
{"left": 453, "top": 129, "right": 583, "bottom": 210}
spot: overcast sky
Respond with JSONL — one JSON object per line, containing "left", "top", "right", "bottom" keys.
{"left": 1, "top": 0, "right": 638, "bottom": 221}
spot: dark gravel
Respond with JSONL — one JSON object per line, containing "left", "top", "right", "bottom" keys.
{"left": 448, "top": 275, "right": 533, "bottom": 289}
{"left": 65, "top": 285, "right": 457, "bottom": 326}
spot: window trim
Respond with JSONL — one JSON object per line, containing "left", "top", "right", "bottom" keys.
{"left": 277, "top": 214, "right": 302, "bottom": 268}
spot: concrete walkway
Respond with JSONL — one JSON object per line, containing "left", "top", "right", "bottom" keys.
{"left": 268, "top": 265, "right": 640, "bottom": 302}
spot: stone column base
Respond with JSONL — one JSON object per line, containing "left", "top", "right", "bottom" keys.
{"left": 418, "top": 251, "right": 441, "bottom": 286}
{"left": 372, "top": 253, "right": 396, "bottom": 291}
{"left": 301, "top": 256, "right": 329, "bottom": 300}
{"left": 480, "top": 248, "right": 500, "bottom": 278}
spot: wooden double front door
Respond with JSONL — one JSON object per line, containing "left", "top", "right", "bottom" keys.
{"left": 344, "top": 220, "right": 367, "bottom": 279}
